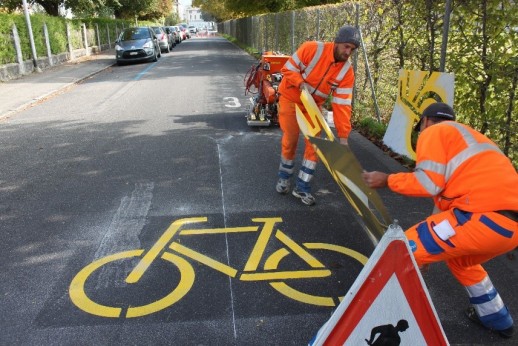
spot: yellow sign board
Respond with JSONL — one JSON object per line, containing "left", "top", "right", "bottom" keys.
{"left": 295, "top": 89, "right": 391, "bottom": 240}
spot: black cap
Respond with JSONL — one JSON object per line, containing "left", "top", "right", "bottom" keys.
{"left": 334, "top": 26, "right": 360, "bottom": 48}
{"left": 414, "top": 102, "right": 455, "bottom": 132}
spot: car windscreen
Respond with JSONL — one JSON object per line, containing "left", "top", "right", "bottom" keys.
{"left": 121, "top": 28, "right": 149, "bottom": 41}
{"left": 152, "top": 27, "right": 162, "bottom": 34}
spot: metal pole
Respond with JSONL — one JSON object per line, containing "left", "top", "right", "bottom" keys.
{"left": 316, "top": 9, "right": 320, "bottom": 40}
{"left": 439, "top": 0, "right": 453, "bottom": 72}
{"left": 359, "top": 27, "right": 382, "bottom": 123}
{"left": 22, "top": 0, "right": 41, "bottom": 72}
{"left": 352, "top": 4, "right": 359, "bottom": 107}
{"left": 291, "top": 11, "right": 295, "bottom": 53}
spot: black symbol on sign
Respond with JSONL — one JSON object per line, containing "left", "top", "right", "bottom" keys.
{"left": 365, "top": 319, "right": 409, "bottom": 345}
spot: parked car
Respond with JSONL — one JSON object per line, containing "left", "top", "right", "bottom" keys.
{"left": 176, "top": 23, "right": 190, "bottom": 39}
{"left": 163, "top": 26, "right": 176, "bottom": 49}
{"left": 151, "top": 26, "right": 171, "bottom": 53}
{"left": 115, "top": 27, "right": 160, "bottom": 65}
{"left": 170, "top": 26, "right": 183, "bottom": 43}
{"left": 188, "top": 25, "right": 198, "bottom": 35}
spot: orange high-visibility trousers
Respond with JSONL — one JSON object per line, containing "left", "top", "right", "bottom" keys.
{"left": 405, "top": 208, "right": 518, "bottom": 286}
{"left": 278, "top": 95, "right": 319, "bottom": 162}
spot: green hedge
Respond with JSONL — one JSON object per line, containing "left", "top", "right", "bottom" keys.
{"left": 0, "top": 13, "right": 131, "bottom": 64}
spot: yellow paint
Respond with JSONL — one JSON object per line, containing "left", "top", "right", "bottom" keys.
{"left": 70, "top": 250, "right": 143, "bottom": 318}
{"left": 70, "top": 216, "right": 369, "bottom": 317}
{"left": 270, "top": 282, "right": 336, "bottom": 306}
{"left": 265, "top": 242, "right": 368, "bottom": 306}
{"left": 180, "top": 226, "right": 258, "bottom": 235}
{"left": 170, "top": 242, "right": 238, "bottom": 278}
{"left": 243, "top": 218, "right": 282, "bottom": 272}
{"left": 384, "top": 70, "right": 454, "bottom": 160}
{"left": 240, "top": 269, "right": 331, "bottom": 281}
{"left": 299, "top": 88, "right": 335, "bottom": 140}
{"left": 126, "top": 252, "right": 195, "bottom": 318}
{"left": 275, "top": 230, "right": 325, "bottom": 268}
{"left": 126, "top": 217, "right": 207, "bottom": 284}
{"left": 69, "top": 249, "right": 195, "bottom": 318}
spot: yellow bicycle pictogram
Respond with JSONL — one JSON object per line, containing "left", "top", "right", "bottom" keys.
{"left": 70, "top": 217, "right": 368, "bottom": 318}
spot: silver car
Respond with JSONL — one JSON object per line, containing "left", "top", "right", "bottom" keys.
{"left": 151, "top": 26, "right": 171, "bottom": 53}
{"left": 115, "top": 27, "right": 161, "bottom": 65}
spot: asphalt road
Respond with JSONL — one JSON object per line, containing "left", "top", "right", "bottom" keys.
{"left": 0, "top": 36, "right": 516, "bottom": 345}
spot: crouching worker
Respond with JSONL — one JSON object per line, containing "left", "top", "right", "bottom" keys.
{"left": 362, "top": 102, "right": 518, "bottom": 338}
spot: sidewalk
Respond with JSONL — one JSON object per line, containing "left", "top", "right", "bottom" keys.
{"left": 0, "top": 49, "right": 116, "bottom": 120}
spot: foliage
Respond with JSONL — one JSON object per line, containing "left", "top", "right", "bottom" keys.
{"left": 192, "top": 0, "right": 350, "bottom": 21}
{"left": 355, "top": 116, "right": 386, "bottom": 139}
{"left": 0, "top": 13, "right": 19, "bottom": 64}
{"left": 0, "top": 0, "right": 173, "bottom": 20}
{"left": 448, "top": 0, "right": 517, "bottom": 159}
{"left": 0, "top": 0, "right": 108, "bottom": 17}
{"left": 218, "top": 0, "right": 517, "bottom": 166}
{"left": 0, "top": 12, "right": 130, "bottom": 63}
{"left": 164, "top": 12, "right": 180, "bottom": 26}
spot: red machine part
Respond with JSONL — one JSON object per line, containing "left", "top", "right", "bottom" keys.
{"left": 244, "top": 52, "right": 290, "bottom": 126}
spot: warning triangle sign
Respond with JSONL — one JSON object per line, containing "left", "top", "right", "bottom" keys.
{"left": 310, "top": 224, "right": 449, "bottom": 345}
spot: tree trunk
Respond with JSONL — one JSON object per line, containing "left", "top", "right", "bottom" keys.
{"left": 38, "top": 1, "right": 60, "bottom": 17}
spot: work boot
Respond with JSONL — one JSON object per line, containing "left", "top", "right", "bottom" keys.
{"left": 276, "top": 178, "right": 291, "bottom": 194}
{"left": 465, "top": 306, "right": 514, "bottom": 338}
{"left": 292, "top": 187, "right": 315, "bottom": 206}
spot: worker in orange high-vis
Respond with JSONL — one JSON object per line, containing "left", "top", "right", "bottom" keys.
{"left": 362, "top": 102, "right": 518, "bottom": 339}
{"left": 275, "top": 25, "right": 359, "bottom": 206}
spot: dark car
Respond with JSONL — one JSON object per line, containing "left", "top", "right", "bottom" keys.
{"left": 115, "top": 27, "right": 161, "bottom": 65}
{"left": 163, "top": 26, "right": 177, "bottom": 49}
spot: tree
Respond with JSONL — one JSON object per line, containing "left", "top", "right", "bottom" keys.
{"left": 0, "top": 0, "right": 111, "bottom": 17}
{"left": 140, "top": 0, "right": 172, "bottom": 21}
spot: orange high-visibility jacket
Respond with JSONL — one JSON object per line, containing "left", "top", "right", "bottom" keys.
{"left": 279, "top": 41, "right": 355, "bottom": 138}
{"left": 388, "top": 121, "right": 518, "bottom": 212}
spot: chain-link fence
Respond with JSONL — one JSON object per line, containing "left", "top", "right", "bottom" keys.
{"left": 218, "top": 2, "right": 517, "bottom": 165}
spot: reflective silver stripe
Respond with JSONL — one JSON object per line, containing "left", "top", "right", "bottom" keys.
{"left": 302, "top": 159, "right": 317, "bottom": 170}
{"left": 313, "top": 89, "right": 329, "bottom": 99}
{"left": 302, "top": 42, "right": 324, "bottom": 79}
{"left": 335, "top": 61, "right": 351, "bottom": 81}
{"left": 414, "top": 168, "right": 442, "bottom": 195}
{"left": 442, "top": 122, "right": 503, "bottom": 180}
{"left": 476, "top": 296, "right": 505, "bottom": 317}
{"left": 446, "top": 143, "right": 503, "bottom": 180}
{"left": 417, "top": 160, "right": 446, "bottom": 175}
{"left": 466, "top": 277, "right": 505, "bottom": 318}
{"left": 279, "top": 157, "right": 294, "bottom": 175}
{"left": 306, "top": 85, "right": 318, "bottom": 94}
{"left": 298, "top": 170, "right": 313, "bottom": 182}
{"left": 298, "top": 159, "right": 317, "bottom": 182}
{"left": 332, "top": 98, "right": 352, "bottom": 105}
{"left": 284, "top": 60, "right": 299, "bottom": 73}
{"left": 414, "top": 122, "right": 505, "bottom": 194}
{"left": 290, "top": 52, "right": 308, "bottom": 72}
{"left": 335, "top": 87, "right": 353, "bottom": 94}
{"left": 466, "top": 276, "right": 493, "bottom": 298}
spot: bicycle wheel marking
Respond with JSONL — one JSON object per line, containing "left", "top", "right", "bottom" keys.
{"left": 70, "top": 250, "right": 195, "bottom": 318}
{"left": 70, "top": 217, "right": 369, "bottom": 317}
{"left": 266, "top": 243, "right": 369, "bottom": 306}
{"left": 126, "top": 252, "right": 195, "bottom": 318}
{"left": 70, "top": 250, "right": 143, "bottom": 318}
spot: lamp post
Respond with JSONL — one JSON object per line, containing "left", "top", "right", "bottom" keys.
{"left": 22, "top": 0, "right": 41, "bottom": 72}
